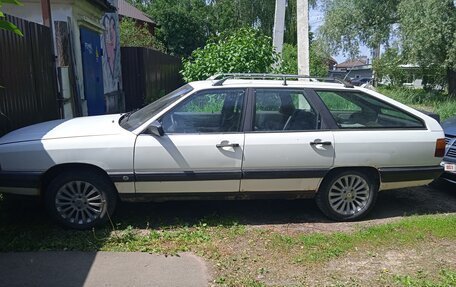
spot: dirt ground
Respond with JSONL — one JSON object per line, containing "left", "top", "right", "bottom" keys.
{"left": 1, "top": 184, "right": 456, "bottom": 286}
{"left": 243, "top": 184, "right": 456, "bottom": 235}
{"left": 114, "top": 184, "right": 456, "bottom": 286}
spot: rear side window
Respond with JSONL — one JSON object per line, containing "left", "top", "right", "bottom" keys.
{"left": 254, "top": 89, "right": 319, "bottom": 131}
{"left": 316, "top": 90, "right": 424, "bottom": 129}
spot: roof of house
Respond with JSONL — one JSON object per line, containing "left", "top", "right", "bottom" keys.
{"left": 336, "top": 58, "right": 368, "bottom": 69}
{"left": 118, "top": 0, "right": 155, "bottom": 25}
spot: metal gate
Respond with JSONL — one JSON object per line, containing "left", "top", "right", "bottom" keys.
{"left": 80, "top": 27, "right": 105, "bottom": 116}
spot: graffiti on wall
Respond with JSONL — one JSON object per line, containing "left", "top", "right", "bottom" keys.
{"left": 101, "top": 13, "right": 121, "bottom": 93}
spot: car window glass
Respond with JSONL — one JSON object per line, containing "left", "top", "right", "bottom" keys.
{"left": 162, "top": 89, "right": 245, "bottom": 133}
{"left": 254, "top": 89, "right": 319, "bottom": 131}
{"left": 316, "top": 90, "right": 424, "bottom": 128}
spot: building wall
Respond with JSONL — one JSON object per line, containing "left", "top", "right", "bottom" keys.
{"left": 3, "top": 0, "right": 121, "bottom": 116}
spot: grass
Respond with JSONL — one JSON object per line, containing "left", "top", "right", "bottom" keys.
{"left": 1, "top": 195, "right": 455, "bottom": 286}
{"left": 394, "top": 269, "right": 456, "bottom": 287}
{"left": 268, "top": 214, "right": 456, "bottom": 264}
{"left": 377, "top": 86, "right": 456, "bottom": 121}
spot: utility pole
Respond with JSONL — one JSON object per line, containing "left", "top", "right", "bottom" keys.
{"left": 272, "top": 0, "right": 287, "bottom": 56}
{"left": 297, "top": 0, "right": 309, "bottom": 76}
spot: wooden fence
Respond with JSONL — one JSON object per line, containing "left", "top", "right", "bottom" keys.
{"left": 121, "top": 47, "right": 183, "bottom": 111}
{"left": 0, "top": 15, "right": 60, "bottom": 136}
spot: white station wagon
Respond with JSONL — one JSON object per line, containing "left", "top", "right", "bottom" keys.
{"left": 0, "top": 74, "right": 446, "bottom": 229}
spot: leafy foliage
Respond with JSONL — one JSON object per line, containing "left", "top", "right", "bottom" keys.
{"left": 119, "top": 18, "right": 166, "bottom": 52}
{"left": 143, "top": 0, "right": 212, "bottom": 57}
{"left": 0, "top": 0, "right": 23, "bottom": 36}
{"left": 398, "top": 0, "right": 456, "bottom": 70}
{"left": 181, "top": 28, "right": 278, "bottom": 82}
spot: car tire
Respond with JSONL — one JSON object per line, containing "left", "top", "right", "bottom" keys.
{"left": 316, "top": 170, "right": 378, "bottom": 221}
{"left": 44, "top": 170, "right": 117, "bottom": 230}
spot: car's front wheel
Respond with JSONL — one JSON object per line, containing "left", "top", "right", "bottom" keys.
{"left": 44, "top": 170, "right": 117, "bottom": 230}
{"left": 316, "top": 170, "right": 378, "bottom": 221}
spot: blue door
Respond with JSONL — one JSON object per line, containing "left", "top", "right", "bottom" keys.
{"left": 80, "top": 27, "right": 105, "bottom": 115}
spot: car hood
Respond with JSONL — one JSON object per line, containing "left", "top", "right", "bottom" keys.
{"left": 442, "top": 116, "right": 456, "bottom": 136}
{"left": 0, "top": 114, "right": 125, "bottom": 145}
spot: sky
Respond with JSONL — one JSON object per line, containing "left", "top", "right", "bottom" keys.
{"left": 309, "top": 6, "right": 371, "bottom": 63}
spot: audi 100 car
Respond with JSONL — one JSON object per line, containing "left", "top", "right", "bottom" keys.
{"left": 0, "top": 74, "right": 446, "bottom": 229}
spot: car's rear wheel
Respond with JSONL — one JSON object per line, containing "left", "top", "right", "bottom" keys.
{"left": 316, "top": 170, "right": 378, "bottom": 221}
{"left": 44, "top": 170, "right": 117, "bottom": 230}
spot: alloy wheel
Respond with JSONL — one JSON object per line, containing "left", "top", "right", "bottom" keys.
{"left": 55, "top": 181, "right": 106, "bottom": 225}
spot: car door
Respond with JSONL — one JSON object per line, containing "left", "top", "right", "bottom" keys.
{"left": 134, "top": 88, "right": 246, "bottom": 193}
{"left": 240, "top": 88, "right": 335, "bottom": 192}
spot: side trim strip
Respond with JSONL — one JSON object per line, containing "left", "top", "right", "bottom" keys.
{"left": 0, "top": 171, "right": 42, "bottom": 188}
{"left": 242, "top": 169, "right": 329, "bottom": 179}
{"left": 135, "top": 171, "right": 242, "bottom": 182}
{"left": 110, "top": 169, "right": 330, "bottom": 182}
{"left": 379, "top": 166, "right": 443, "bottom": 182}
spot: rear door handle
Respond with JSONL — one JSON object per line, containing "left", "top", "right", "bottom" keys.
{"left": 310, "top": 140, "right": 332, "bottom": 146}
{"left": 216, "top": 142, "right": 240, "bottom": 148}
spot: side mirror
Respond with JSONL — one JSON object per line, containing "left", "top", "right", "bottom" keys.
{"left": 148, "top": 121, "right": 164, "bottom": 136}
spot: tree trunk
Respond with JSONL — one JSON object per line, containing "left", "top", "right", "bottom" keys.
{"left": 448, "top": 68, "right": 456, "bottom": 97}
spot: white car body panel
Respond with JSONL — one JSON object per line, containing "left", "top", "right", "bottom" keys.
{"left": 241, "top": 131, "right": 334, "bottom": 191}
{"left": 134, "top": 133, "right": 244, "bottom": 193}
{"left": 332, "top": 130, "right": 442, "bottom": 168}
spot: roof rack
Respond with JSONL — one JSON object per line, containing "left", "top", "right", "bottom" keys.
{"left": 207, "top": 73, "right": 354, "bottom": 88}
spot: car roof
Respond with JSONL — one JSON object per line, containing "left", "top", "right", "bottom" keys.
{"left": 188, "top": 79, "right": 356, "bottom": 91}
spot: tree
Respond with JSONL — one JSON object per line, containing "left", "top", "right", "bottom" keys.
{"left": 119, "top": 18, "right": 166, "bottom": 52}
{"left": 144, "top": 0, "right": 212, "bottom": 57}
{"left": 0, "top": 0, "right": 23, "bottom": 36}
{"left": 320, "top": 0, "right": 456, "bottom": 96}
{"left": 398, "top": 0, "right": 456, "bottom": 95}
{"left": 319, "top": 0, "right": 399, "bottom": 58}
{"left": 181, "top": 28, "right": 278, "bottom": 82}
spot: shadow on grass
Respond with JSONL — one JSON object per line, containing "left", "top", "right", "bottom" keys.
{"left": 0, "top": 185, "right": 455, "bottom": 251}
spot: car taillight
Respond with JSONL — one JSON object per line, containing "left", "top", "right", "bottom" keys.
{"left": 435, "top": 138, "right": 446, "bottom": 157}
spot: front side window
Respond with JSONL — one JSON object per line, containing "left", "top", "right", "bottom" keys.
{"left": 162, "top": 89, "right": 245, "bottom": 133}
{"left": 254, "top": 89, "right": 319, "bottom": 131}
{"left": 317, "top": 90, "right": 424, "bottom": 128}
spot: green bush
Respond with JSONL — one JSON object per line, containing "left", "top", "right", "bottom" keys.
{"left": 119, "top": 18, "right": 166, "bottom": 52}
{"left": 181, "top": 28, "right": 278, "bottom": 82}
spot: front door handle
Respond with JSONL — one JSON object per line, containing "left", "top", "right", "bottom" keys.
{"left": 216, "top": 141, "right": 240, "bottom": 148}
{"left": 310, "top": 140, "right": 332, "bottom": 146}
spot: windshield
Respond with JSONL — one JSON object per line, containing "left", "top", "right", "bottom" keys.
{"left": 120, "top": 84, "right": 194, "bottom": 131}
